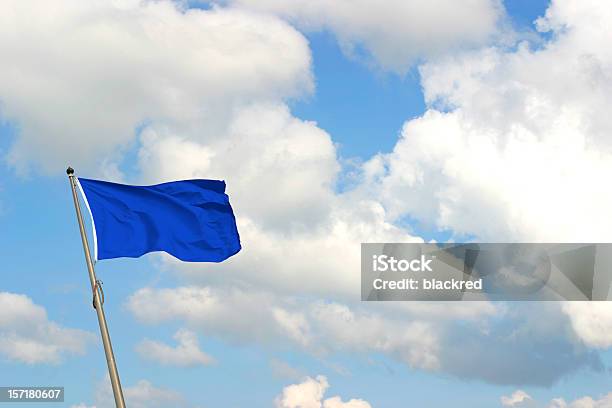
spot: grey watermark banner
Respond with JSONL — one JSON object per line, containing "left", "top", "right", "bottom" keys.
{"left": 362, "top": 243, "right": 612, "bottom": 301}
{"left": 0, "top": 387, "right": 64, "bottom": 402}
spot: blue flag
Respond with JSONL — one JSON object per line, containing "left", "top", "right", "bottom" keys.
{"left": 77, "top": 178, "right": 241, "bottom": 262}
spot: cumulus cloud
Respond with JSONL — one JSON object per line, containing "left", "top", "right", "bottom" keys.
{"left": 222, "top": 0, "right": 506, "bottom": 73}
{"left": 127, "top": 286, "right": 441, "bottom": 369}
{"left": 136, "top": 328, "right": 214, "bottom": 367}
{"left": 323, "top": 397, "right": 372, "bottom": 408}
{"left": 549, "top": 393, "right": 612, "bottom": 408}
{"left": 364, "top": 0, "right": 612, "bottom": 242}
{"left": 127, "top": 286, "right": 600, "bottom": 385}
{"left": 501, "top": 390, "right": 536, "bottom": 407}
{"left": 276, "top": 375, "right": 327, "bottom": 408}
{"left": 561, "top": 302, "right": 612, "bottom": 348}
{"left": 0, "top": 0, "right": 312, "bottom": 174}
{"left": 275, "top": 375, "right": 371, "bottom": 408}
{"left": 500, "top": 390, "right": 612, "bottom": 408}
{"left": 0, "top": 292, "right": 93, "bottom": 364}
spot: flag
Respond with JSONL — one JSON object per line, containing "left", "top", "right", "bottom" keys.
{"left": 77, "top": 178, "right": 241, "bottom": 262}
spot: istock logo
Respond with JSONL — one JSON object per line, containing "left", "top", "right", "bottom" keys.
{"left": 372, "top": 254, "right": 434, "bottom": 272}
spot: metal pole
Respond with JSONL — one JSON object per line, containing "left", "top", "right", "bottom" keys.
{"left": 67, "top": 166, "right": 126, "bottom": 408}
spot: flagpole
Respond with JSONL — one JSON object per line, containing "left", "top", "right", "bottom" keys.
{"left": 67, "top": 167, "right": 126, "bottom": 408}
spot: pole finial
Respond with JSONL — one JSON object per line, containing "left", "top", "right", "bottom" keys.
{"left": 66, "top": 167, "right": 74, "bottom": 175}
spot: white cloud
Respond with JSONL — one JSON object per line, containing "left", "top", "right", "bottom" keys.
{"left": 550, "top": 393, "right": 612, "bottom": 408}
{"left": 223, "top": 0, "right": 506, "bottom": 73}
{"left": 276, "top": 375, "right": 327, "bottom": 408}
{"left": 127, "top": 286, "right": 281, "bottom": 343}
{"left": 501, "top": 390, "right": 536, "bottom": 407}
{"left": 126, "top": 281, "right": 603, "bottom": 386}
{"left": 324, "top": 397, "right": 372, "bottom": 408}
{"left": 561, "top": 302, "right": 612, "bottom": 348}
{"left": 127, "top": 285, "right": 600, "bottom": 386}
{"left": 500, "top": 391, "right": 612, "bottom": 408}
{"left": 0, "top": 0, "right": 312, "bottom": 174}
{"left": 308, "top": 301, "right": 440, "bottom": 370}
{"left": 363, "top": 0, "right": 612, "bottom": 242}
{"left": 275, "top": 375, "right": 371, "bottom": 408}
{"left": 138, "top": 104, "right": 339, "bottom": 233}
{"left": 136, "top": 328, "right": 214, "bottom": 367}
{"left": 0, "top": 292, "right": 93, "bottom": 364}
{"left": 549, "top": 400, "right": 567, "bottom": 408}
{"left": 127, "top": 286, "right": 441, "bottom": 370}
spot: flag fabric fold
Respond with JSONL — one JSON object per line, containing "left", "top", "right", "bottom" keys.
{"left": 77, "top": 178, "right": 241, "bottom": 262}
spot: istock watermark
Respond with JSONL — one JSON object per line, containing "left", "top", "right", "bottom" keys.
{"left": 372, "top": 254, "right": 434, "bottom": 272}
{"left": 361, "top": 243, "right": 612, "bottom": 301}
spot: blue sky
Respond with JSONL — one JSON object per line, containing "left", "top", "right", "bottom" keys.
{"left": 2, "top": 1, "right": 612, "bottom": 407}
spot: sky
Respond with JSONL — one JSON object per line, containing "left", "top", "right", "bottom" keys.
{"left": 1, "top": 0, "right": 612, "bottom": 407}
